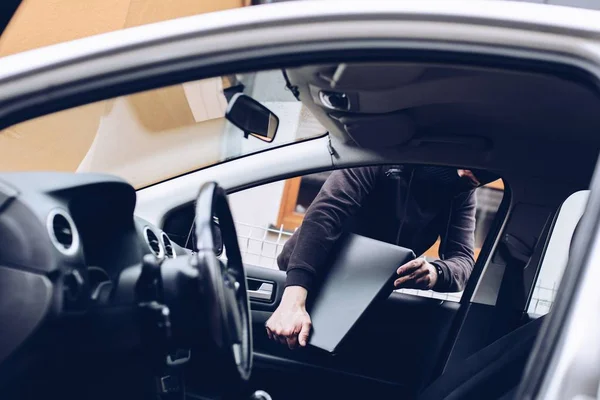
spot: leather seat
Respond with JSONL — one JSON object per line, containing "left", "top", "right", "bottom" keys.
{"left": 417, "top": 213, "right": 583, "bottom": 399}
{"left": 417, "top": 316, "right": 544, "bottom": 400}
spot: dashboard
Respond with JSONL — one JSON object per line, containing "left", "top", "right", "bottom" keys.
{"left": 0, "top": 172, "right": 189, "bottom": 369}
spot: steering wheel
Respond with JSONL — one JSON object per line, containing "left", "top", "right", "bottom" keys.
{"left": 194, "top": 182, "right": 252, "bottom": 381}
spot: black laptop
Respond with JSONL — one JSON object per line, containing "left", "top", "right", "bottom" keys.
{"left": 307, "top": 233, "right": 415, "bottom": 353}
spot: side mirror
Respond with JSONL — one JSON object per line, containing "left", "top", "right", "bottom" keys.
{"left": 225, "top": 93, "right": 279, "bottom": 143}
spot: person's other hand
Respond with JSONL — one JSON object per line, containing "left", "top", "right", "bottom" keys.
{"left": 265, "top": 286, "right": 312, "bottom": 349}
{"left": 394, "top": 258, "right": 438, "bottom": 290}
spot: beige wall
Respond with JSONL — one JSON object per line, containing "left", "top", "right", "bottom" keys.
{"left": 0, "top": 0, "right": 245, "bottom": 186}
{"left": 0, "top": 0, "right": 245, "bottom": 56}
{"left": 0, "top": 76, "right": 231, "bottom": 187}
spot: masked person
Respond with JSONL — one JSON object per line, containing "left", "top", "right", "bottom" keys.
{"left": 265, "top": 165, "right": 499, "bottom": 349}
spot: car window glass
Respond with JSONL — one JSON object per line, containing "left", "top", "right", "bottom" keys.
{"left": 0, "top": 70, "right": 326, "bottom": 189}
{"left": 228, "top": 168, "right": 504, "bottom": 302}
{"left": 527, "top": 190, "right": 589, "bottom": 316}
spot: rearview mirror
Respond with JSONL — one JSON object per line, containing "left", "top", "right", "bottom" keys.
{"left": 225, "top": 93, "right": 279, "bottom": 143}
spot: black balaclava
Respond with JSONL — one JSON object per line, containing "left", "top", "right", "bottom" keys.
{"left": 399, "top": 166, "right": 500, "bottom": 254}
{"left": 412, "top": 166, "right": 500, "bottom": 196}
{"left": 470, "top": 169, "right": 501, "bottom": 187}
{"left": 412, "top": 166, "right": 477, "bottom": 197}
{"left": 409, "top": 166, "right": 501, "bottom": 212}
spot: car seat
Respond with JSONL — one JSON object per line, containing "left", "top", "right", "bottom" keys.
{"left": 418, "top": 212, "right": 584, "bottom": 400}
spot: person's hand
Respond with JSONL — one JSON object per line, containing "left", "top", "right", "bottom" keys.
{"left": 265, "top": 286, "right": 312, "bottom": 349}
{"left": 394, "top": 257, "right": 438, "bottom": 290}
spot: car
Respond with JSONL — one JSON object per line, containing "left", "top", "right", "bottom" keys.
{"left": 0, "top": 1, "right": 600, "bottom": 399}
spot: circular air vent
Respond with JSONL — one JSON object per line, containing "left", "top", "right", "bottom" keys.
{"left": 47, "top": 209, "right": 79, "bottom": 256}
{"left": 161, "top": 232, "right": 176, "bottom": 259}
{"left": 143, "top": 227, "right": 163, "bottom": 258}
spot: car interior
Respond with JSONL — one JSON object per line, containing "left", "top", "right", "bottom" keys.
{"left": 0, "top": 57, "right": 599, "bottom": 400}
{"left": 155, "top": 62, "right": 599, "bottom": 399}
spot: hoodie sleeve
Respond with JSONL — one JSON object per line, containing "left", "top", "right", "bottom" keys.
{"left": 277, "top": 166, "right": 382, "bottom": 292}
{"left": 432, "top": 190, "right": 477, "bottom": 292}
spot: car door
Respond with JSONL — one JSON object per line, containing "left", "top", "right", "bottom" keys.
{"left": 0, "top": 2, "right": 598, "bottom": 399}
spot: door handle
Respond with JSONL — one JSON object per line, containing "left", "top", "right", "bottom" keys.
{"left": 248, "top": 282, "right": 274, "bottom": 302}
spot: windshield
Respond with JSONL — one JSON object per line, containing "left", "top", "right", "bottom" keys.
{"left": 0, "top": 70, "right": 327, "bottom": 188}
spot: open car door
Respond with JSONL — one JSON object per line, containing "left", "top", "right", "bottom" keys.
{"left": 0, "top": 2, "right": 599, "bottom": 400}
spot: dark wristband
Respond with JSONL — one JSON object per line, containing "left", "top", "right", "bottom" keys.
{"left": 434, "top": 263, "right": 444, "bottom": 285}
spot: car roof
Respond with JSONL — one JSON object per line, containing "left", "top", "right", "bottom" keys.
{"left": 285, "top": 61, "right": 600, "bottom": 189}
{"left": 0, "top": 1, "right": 599, "bottom": 82}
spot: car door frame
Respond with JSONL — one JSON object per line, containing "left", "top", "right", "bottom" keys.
{"left": 0, "top": 0, "right": 599, "bottom": 396}
{"left": 2, "top": 2, "right": 600, "bottom": 134}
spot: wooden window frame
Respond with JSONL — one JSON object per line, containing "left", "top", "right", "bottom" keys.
{"left": 276, "top": 177, "right": 305, "bottom": 231}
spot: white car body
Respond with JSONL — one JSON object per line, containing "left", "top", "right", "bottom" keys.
{"left": 0, "top": 1, "right": 600, "bottom": 399}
